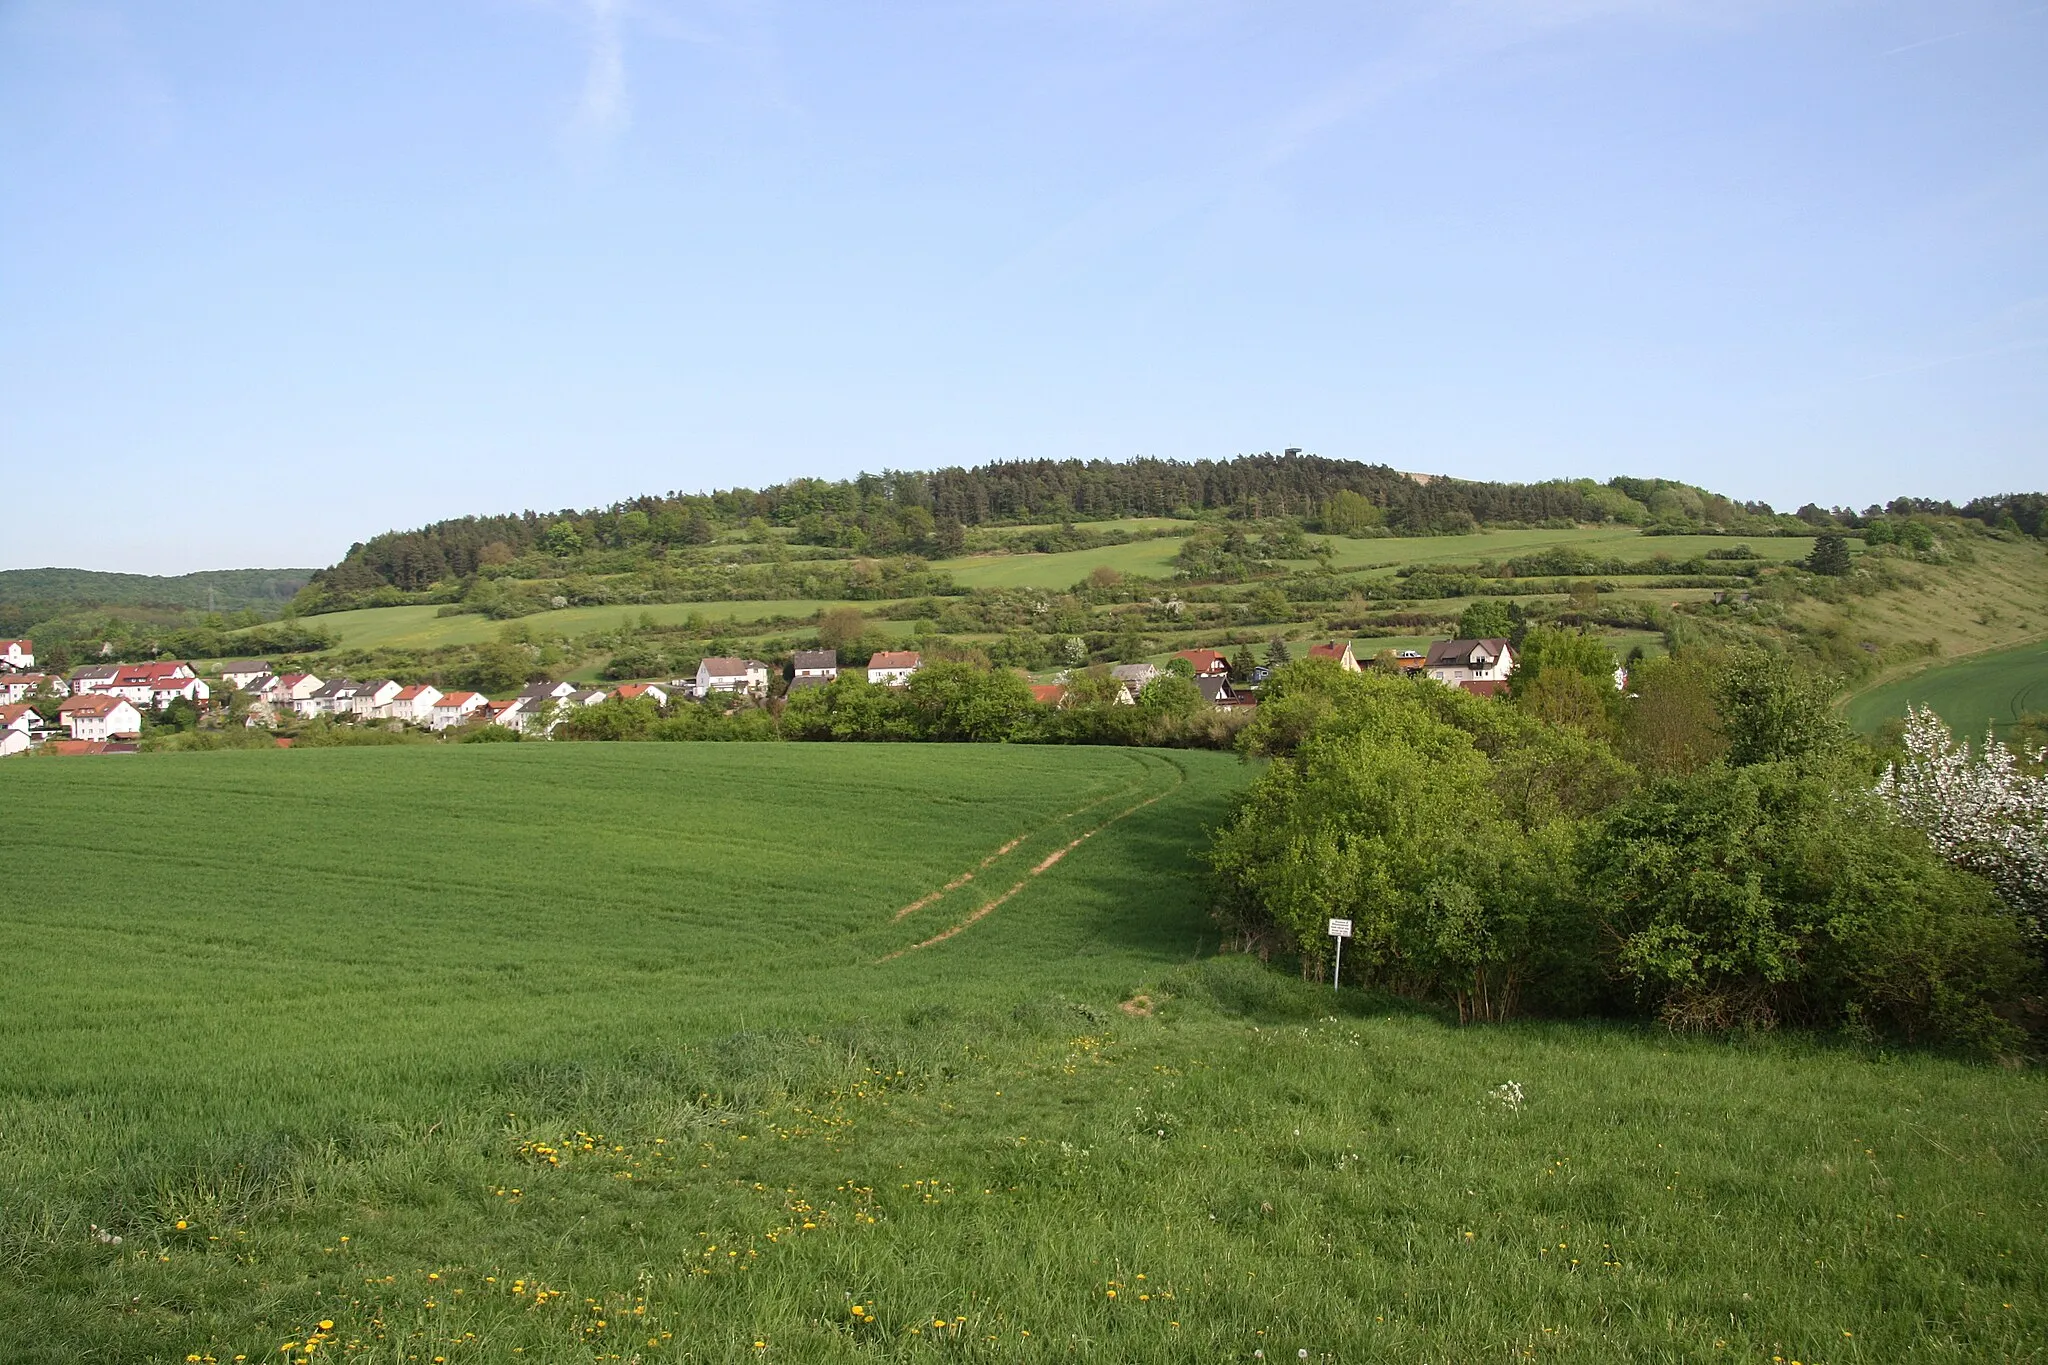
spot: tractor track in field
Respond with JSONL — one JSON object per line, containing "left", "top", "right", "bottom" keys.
{"left": 876, "top": 753, "right": 1185, "bottom": 962}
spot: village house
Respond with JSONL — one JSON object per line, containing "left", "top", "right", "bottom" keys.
{"left": 696, "top": 657, "right": 771, "bottom": 698}
{"left": 570, "top": 686, "right": 609, "bottom": 708}
{"left": 428, "top": 690, "right": 487, "bottom": 730}
{"left": 344, "top": 679, "right": 402, "bottom": 717}
{"left": 149, "top": 675, "right": 212, "bottom": 708}
{"left": 69, "top": 663, "right": 122, "bottom": 694}
{"left": 2, "top": 639, "right": 34, "bottom": 672}
{"left": 383, "top": 684, "right": 443, "bottom": 723}
{"left": 94, "top": 662, "right": 200, "bottom": 707}
{"left": 0, "top": 673, "right": 67, "bottom": 704}
{"left": 1109, "top": 662, "right": 1159, "bottom": 702}
{"left": 1029, "top": 683, "right": 1068, "bottom": 708}
{"left": 613, "top": 683, "right": 669, "bottom": 707}
{"left": 866, "top": 650, "right": 922, "bottom": 687}
{"left": 792, "top": 650, "right": 839, "bottom": 682}
{"left": 58, "top": 693, "right": 142, "bottom": 741}
{"left": 1307, "top": 641, "right": 1363, "bottom": 672}
{"left": 268, "top": 673, "right": 324, "bottom": 708}
{"left": 303, "top": 678, "right": 363, "bottom": 717}
{"left": 218, "top": 660, "right": 272, "bottom": 690}
{"left": 0, "top": 703, "right": 38, "bottom": 757}
{"left": 484, "top": 698, "right": 525, "bottom": 729}
{"left": 1174, "top": 649, "right": 1230, "bottom": 678}
{"left": 1425, "top": 638, "right": 1517, "bottom": 692}
{"left": 1197, "top": 676, "right": 1256, "bottom": 710}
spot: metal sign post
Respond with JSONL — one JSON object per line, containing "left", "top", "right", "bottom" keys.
{"left": 1327, "top": 917, "right": 1353, "bottom": 991}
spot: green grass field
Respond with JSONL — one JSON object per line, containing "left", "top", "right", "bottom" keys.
{"left": 936, "top": 538, "right": 1190, "bottom": 590}
{"left": 1845, "top": 637, "right": 2048, "bottom": 737}
{"left": 1311, "top": 528, "right": 1817, "bottom": 573}
{"left": 291, "top": 601, "right": 909, "bottom": 653}
{"left": 1, "top": 744, "right": 2043, "bottom": 1363}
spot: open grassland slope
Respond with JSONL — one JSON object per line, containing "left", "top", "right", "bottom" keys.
{"left": 307, "top": 601, "right": 918, "bottom": 653}
{"left": 1847, "top": 637, "right": 2048, "bottom": 737}
{"left": 1, "top": 746, "right": 2043, "bottom": 1363}
{"left": 1816, "top": 540, "right": 2048, "bottom": 685}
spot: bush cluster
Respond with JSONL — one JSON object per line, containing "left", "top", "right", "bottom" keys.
{"left": 1208, "top": 649, "right": 2040, "bottom": 1052}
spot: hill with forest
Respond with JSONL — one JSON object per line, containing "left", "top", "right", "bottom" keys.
{"left": 0, "top": 566, "right": 313, "bottom": 617}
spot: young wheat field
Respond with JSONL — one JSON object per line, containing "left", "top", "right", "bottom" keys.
{"left": 0, "top": 745, "right": 2042, "bottom": 1363}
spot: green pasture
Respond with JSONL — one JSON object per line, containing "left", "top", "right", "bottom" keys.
{"left": 1845, "top": 637, "right": 2048, "bottom": 737}
{"left": 1, "top": 744, "right": 2042, "bottom": 1363}
{"left": 283, "top": 600, "right": 895, "bottom": 653}
{"left": 1314, "top": 527, "right": 1817, "bottom": 573}
{"left": 935, "top": 537, "right": 1190, "bottom": 590}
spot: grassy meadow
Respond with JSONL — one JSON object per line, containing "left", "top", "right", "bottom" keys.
{"left": 3, "top": 746, "right": 2044, "bottom": 1364}
{"left": 305, "top": 602, "right": 917, "bottom": 654}
{"left": 1845, "top": 637, "right": 2048, "bottom": 737}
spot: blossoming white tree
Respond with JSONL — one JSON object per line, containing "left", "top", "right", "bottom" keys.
{"left": 1877, "top": 706, "right": 2048, "bottom": 942}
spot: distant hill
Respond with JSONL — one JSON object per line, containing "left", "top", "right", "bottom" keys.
{"left": 0, "top": 567, "right": 315, "bottom": 613}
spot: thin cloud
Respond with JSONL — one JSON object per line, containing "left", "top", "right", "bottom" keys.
{"left": 572, "top": 0, "right": 630, "bottom": 143}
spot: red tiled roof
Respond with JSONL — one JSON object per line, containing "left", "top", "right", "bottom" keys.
{"left": 1, "top": 639, "right": 30, "bottom": 651}
{"left": 1460, "top": 679, "right": 1509, "bottom": 698}
{"left": 868, "top": 651, "right": 921, "bottom": 670}
{"left": 393, "top": 685, "right": 432, "bottom": 700}
{"left": 1307, "top": 642, "right": 1352, "bottom": 660}
{"left": 1175, "top": 649, "right": 1228, "bottom": 673}
{"left": 59, "top": 694, "right": 129, "bottom": 716}
{"left": 434, "top": 691, "right": 480, "bottom": 707}
{"left": 0, "top": 703, "right": 35, "bottom": 726}
{"left": 615, "top": 684, "right": 663, "bottom": 699}
{"left": 1029, "top": 684, "right": 1067, "bottom": 705}
{"left": 46, "top": 740, "right": 109, "bottom": 755}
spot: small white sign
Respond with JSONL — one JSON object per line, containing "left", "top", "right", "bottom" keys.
{"left": 1327, "top": 918, "right": 1353, "bottom": 938}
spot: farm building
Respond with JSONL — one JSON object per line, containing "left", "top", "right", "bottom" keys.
{"left": 58, "top": 694, "right": 142, "bottom": 741}
{"left": 866, "top": 651, "right": 922, "bottom": 686}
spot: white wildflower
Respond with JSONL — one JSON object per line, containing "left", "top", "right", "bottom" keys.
{"left": 1490, "top": 1081, "right": 1525, "bottom": 1112}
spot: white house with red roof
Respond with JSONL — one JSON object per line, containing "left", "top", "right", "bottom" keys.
{"left": 384, "top": 684, "right": 443, "bottom": 723}
{"left": 428, "top": 691, "right": 487, "bottom": 730}
{"left": 0, "top": 703, "right": 38, "bottom": 757}
{"left": 613, "top": 683, "right": 669, "bottom": 707}
{"left": 0, "top": 673, "right": 67, "bottom": 704}
{"left": 865, "top": 650, "right": 922, "bottom": 686}
{"left": 101, "top": 662, "right": 198, "bottom": 706}
{"left": 1174, "top": 648, "right": 1230, "bottom": 678}
{"left": 1, "top": 640, "right": 34, "bottom": 672}
{"left": 58, "top": 694, "right": 142, "bottom": 741}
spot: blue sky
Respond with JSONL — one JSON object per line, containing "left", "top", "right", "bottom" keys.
{"left": 2, "top": 0, "right": 2043, "bottom": 573}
